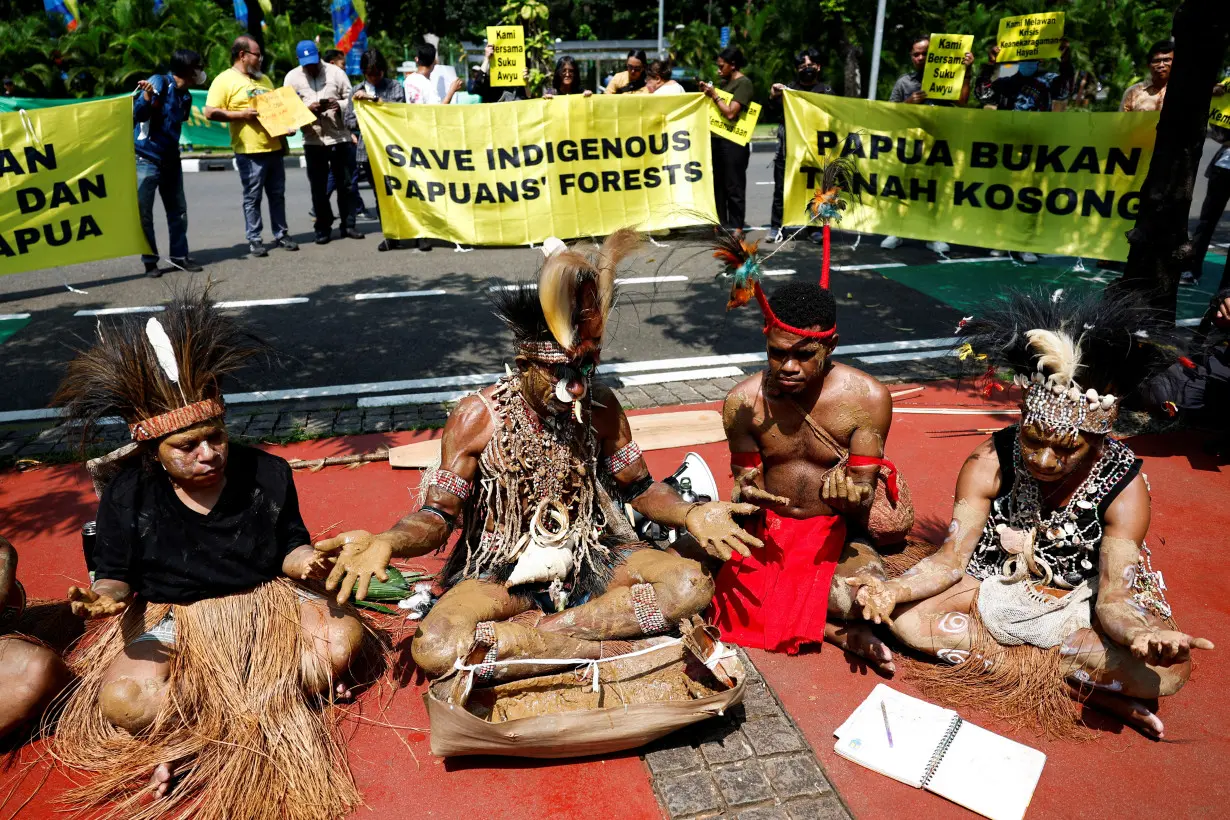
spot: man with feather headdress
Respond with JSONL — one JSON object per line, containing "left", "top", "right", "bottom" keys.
{"left": 845, "top": 289, "right": 1213, "bottom": 739}
{"left": 51, "top": 289, "right": 377, "bottom": 820}
{"left": 316, "top": 230, "right": 763, "bottom": 682}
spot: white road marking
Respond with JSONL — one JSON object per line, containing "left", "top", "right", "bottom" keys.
{"left": 1175, "top": 317, "right": 1202, "bottom": 327}
{"left": 488, "top": 283, "right": 536, "bottom": 292}
{"left": 226, "top": 372, "right": 502, "bottom": 404}
{"left": 762, "top": 269, "right": 796, "bottom": 276}
{"left": 755, "top": 181, "right": 774, "bottom": 185}
{"left": 856, "top": 349, "right": 954, "bottom": 364}
{"left": 614, "top": 275, "right": 689, "bottom": 285}
{"left": 353, "top": 290, "right": 448, "bottom": 301}
{"left": 0, "top": 313, "right": 31, "bottom": 320}
{"left": 0, "top": 407, "right": 61, "bottom": 423}
{"left": 619, "top": 366, "right": 744, "bottom": 387}
{"left": 216, "top": 297, "right": 310, "bottom": 309}
{"left": 358, "top": 389, "right": 473, "bottom": 407}
{"left": 841, "top": 337, "right": 951, "bottom": 354}
{"left": 832, "top": 262, "right": 906, "bottom": 271}
{"left": 73, "top": 305, "right": 165, "bottom": 317}
{"left": 600, "top": 353, "right": 766, "bottom": 374}
{"left": 893, "top": 407, "right": 1020, "bottom": 416}
{"left": 938, "top": 256, "right": 1009, "bottom": 265}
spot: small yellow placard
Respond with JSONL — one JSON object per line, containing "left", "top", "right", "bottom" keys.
{"left": 922, "top": 34, "right": 973, "bottom": 102}
{"left": 997, "top": 12, "right": 1065, "bottom": 62}
{"left": 1209, "top": 81, "right": 1230, "bottom": 128}
{"left": 487, "top": 25, "right": 526, "bottom": 87}
{"left": 708, "top": 89, "right": 761, "bottom": 146}
{"left": 253, "top": 85, "right": 317, "bottom": 135}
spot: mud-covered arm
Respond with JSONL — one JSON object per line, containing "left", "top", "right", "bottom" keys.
{"left": 592, "top": 386, "right": 762, "bottom": 561}
{"left": 314, "top": 394, "right": 493, "bottom": 603}
{"left": 723, "top": 385, "right": 787, "bottom": 507}
{"left": 1095, "top": 476, "right": 1213, "bottom": 664}
{"left": 823, "top": 379, "right": 893, "bottom": 516}
{"left": 846, "top": 438, "right": 998, "bottom": 623}
{"left": 0, "top": 535, "right": 14, "bottom": 606}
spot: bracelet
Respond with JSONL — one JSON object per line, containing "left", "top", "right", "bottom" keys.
{"left": 419, "top": 505, "right": 456, "bottom": 529}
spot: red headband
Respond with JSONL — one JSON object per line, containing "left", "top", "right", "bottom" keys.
{"left": 754, "top": 283, "right": 838, "bottom": 340}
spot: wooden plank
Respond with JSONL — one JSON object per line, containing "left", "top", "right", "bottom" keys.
{"left": 388, "top": 409, "right": 727, "bottom": 469}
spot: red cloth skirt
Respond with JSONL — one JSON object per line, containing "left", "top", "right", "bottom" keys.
{"left": 711, "top": 510, "right": 846, "bottom": 655}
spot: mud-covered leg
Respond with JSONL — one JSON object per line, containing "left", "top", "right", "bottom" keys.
{"left": 0, "top": 636, "right": 69, "bottom": 739}
{"left": 99, "top": 637, "right": 175, "bottom": 798}
{"left": 887, "top": 574, "right": 980, "bottom": 665}
{"left": 299, "top": 597, "right": 365, "bottom": 699}
{"left": 825, "top": 537, "right": 895, "bottom": 673}
{"left": 537, "top": 549, "right": 715, "bottom": 641}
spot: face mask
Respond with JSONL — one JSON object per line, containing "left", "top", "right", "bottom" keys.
{"left": 798, "top": 67, "right": 818, "bottom": 83}
{"left": 1017, "top": 61, "right": 1039, "bottom": 78}
{"left": 194, "top": 69, "right": 207, "bottom": 85}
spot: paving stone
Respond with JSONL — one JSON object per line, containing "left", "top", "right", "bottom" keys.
{"left": 741, "top": 718, "right": 805, "bottom": 756}
{"left": 737, "top": 807, "right": 791, "bottom": 820}
{"left": 712, "top": 377, "right": 739, "bottom": 390}
{"left": 244, "top": 413, "right": 278, "bottom": 436}
{"left": 302, "top": 411, "right": 336, "bottom": 436}
{"left": 691, "top": 380, "right": 729, "bottom": 402}
{"left": 641, "top": 384, "right": 676, "bottom": 405}
{"left": 659, "top": 770, "right": 722, "bottom": 817}
{"left": 0, "top": 439, "right": 20, "bottom": 457}
{"left": 333, "top": 410, "right": 363, "bottom": 435}
{"left": 712, "top": 759, "right": 775, "bottom": 807}
{"left": 740, "top": 682, "right": 784, "bottom": 719}
{"left": 644, "top": 742, "right": 702, "bottom": 775}
{"left": 699, "top": 725, "right": 752, "bottom": 765}
{"left": 362, "top": 410, "right": 393, "bottom": 433}
{"left": 275, "top": 413, "right": 308, "bottom": 436}
{"left": 618, "top": 386, "right": 652, "bottom": 408}
{"left": 785, "top": 793, "right": 851, "bottom": 820}
{"left": 763, "top": 754, "right": 830, "bottom": 799}
{"left": 667, "top": 382, "right": 706, "bottom": 405}
{"left": 15, "top": 442, "right": 57, "bottom": 456}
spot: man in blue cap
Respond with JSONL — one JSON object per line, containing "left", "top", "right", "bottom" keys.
{"left": 285, "top": 39, "right": 362, "bottom": 244}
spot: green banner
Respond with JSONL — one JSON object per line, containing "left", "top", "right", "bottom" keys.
{"left": 0, "top": 92, "right": 304, "bottom": 150}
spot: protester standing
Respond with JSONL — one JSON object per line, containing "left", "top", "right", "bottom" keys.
{"left": 324, "top": 49, "right": 346, "bottom": 71}
{"left": 700, "top": 48, "right": 754, "bottom": 237}
{"left": 404, "top": 43, "right": 464, "bottom": 105}
{"left": 605, "top": 50, "right": 649, "bottom": 94}
{"left": 133, "top": 49, "right": 205, "bottom": 277}
{"left": 284, "top": 40, "right": 360, "bottom": 245}
{"left": 204, "top": 36, "right": 299, "bottom": 258}
{"left": 467, "top": 42, "right": 527, "bottom": 103}
{"left": 318, "top": 47, "right": 370, "bottom": 220}
{"left": 880, "top": 36, "right": 973, "bottom": 254}
{"left": 1184, "top": 98, "right": 1230, "bottom": 285}
{"left": 543, "top": 55, "right": 592, "bottom": 97}
{"left": 646, "top": 59, "right": 684, "bottom": 95}
{"left": 348, "top": 47, "right": 406, "bottom": 252}
{"left": 766, "top": 48, "right": 830, "bottom": 242}
{"left": 2, "top": 77, "right": 15, "bottom": 97}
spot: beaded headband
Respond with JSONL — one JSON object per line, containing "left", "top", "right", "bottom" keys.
{"left": 518, "top": 340, "right": 573, "bottom": 364}
{"left": 1013, "top": 371, "right": 1117, "bottom": 437}
{"left": 129, "top": 397, "right": 226, "bottom": 442}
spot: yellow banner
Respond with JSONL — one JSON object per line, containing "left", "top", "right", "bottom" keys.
{"left": 783, "top": 90, "right": 1156, "bottom": 262}
{"left": 708, "top": 89, "right": 761, "bottom": 146}
{"left": 488, "top": 25, "right": 526, "bottom": 87}
{"left": 997, "top": 12, "right": 1065, "bottom": 62}
{"left": 1, "top": 97, "right": 150, "bottom": 276}
{"left": 356, "top": 95, "right": 717, "bottom": 245}
{"left": 922, "top": 34, "right": 973, "bottom": 102}
{"left": 254, "top": 86, "right": 316, "bottom": 136}
{"left": 1209, "top": 81, "right": 1230, "bottom": 128}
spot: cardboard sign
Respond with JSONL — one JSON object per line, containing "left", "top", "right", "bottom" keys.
{"left": 997, "top": 12, "right": 1065, "bottom": 62}
{"left": 487, "top": 25, "right": 526, "bottom": 87}
{"left": 253, "top": 85, "right": 317, "bottom": 135}
{"left": 708, "top": 88, "right": 761, "bottom": 146}
{"left": 1209, "top": 81, "right": 1230, "bottom": 128}
{"left": 922, "top": 34, "right": 973, "bottom": 102}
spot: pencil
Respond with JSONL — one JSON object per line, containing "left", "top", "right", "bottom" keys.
{"left": 881, "top": 699, "right": 894, "bottom": 748}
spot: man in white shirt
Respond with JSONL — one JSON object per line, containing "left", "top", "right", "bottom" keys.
{"left": 404, "top": 43, "right": 463, "bottom": 105}
{"left": 646, "top": 60, "right": 684, "bottom": 95}
{"left": 285, "top": 40, "right": 362, "bottom": 244}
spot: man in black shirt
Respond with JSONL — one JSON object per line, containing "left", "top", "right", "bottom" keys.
{"left": 767, "top": 48, "right": 832, "bottom": 241}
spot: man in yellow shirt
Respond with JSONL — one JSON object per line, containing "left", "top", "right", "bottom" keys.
{"left": 204, "top": 36, "right": 300, "bottom": 258}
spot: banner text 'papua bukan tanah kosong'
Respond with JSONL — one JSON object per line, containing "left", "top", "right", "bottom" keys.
{"left": 783, "top": 90, "right": 1158, "bottom": 261}
{"left": 356, "top": 94, "right": 718, "bottom": 245}
{"left": 1, "top": 97, "right": 150, "bottom": 275}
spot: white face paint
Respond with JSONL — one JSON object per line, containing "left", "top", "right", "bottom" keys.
{"left": 937, "top": 648, "right": 969, "bottom": 665}
{"left": 936, "top": 612, "right": 970, "bottom": 634}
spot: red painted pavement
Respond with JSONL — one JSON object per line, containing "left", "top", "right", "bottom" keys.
{"left": 2, "top": 384, "right": 1228, "bottom": 819}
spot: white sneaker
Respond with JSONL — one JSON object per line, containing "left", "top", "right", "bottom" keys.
{"left": 880, "top": 235, "right": 902, "bottom": 249}
{"left": 925, "top": 241, "right": 950, "bottom": 254}
{"left": 989, "top": 249, "right": 1006, "bottom": 257}
{"left": 1019, "top": 252, "right": 1038, "bottom": 264}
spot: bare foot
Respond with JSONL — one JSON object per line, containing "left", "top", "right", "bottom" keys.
{"left": 825, "top": 620, "right": 895, "bottom": 675}
{"left": 147, "top": 761, "right": 174, "bottom": 800}
{"left": 1075, "top": 687, "right": 1164, "bottom": 739}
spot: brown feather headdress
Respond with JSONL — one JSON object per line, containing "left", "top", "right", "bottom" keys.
{"left": 53, "top": 286, "right": 267, "bottom": 446}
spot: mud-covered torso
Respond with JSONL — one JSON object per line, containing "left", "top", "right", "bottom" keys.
{"left": 967, "top": 426, "right": 1141, "bottom": 589}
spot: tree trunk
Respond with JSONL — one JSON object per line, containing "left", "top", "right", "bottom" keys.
{"left": 841, "top": 25, "right": 862, "bottom": 98}
{"left": 1116, "top": 0, "right": 1230, "bottom": 322}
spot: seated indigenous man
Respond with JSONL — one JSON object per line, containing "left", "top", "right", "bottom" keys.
{"left": 715, "top": 281, "right": 902, "bottom": 672}
{"left": 317, "top": 231, "right": 763, "bottom": 682}
{"left": 52, "top": 292, "right": 369, "bottom": 819}
{"left": 0, "top": 534, "right": 70, "bottom": 740}
{"left": 846, "top": 290, "right": 1214, "bottom": 739}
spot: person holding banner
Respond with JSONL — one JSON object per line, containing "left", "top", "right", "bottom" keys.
{"left": 204, "top": 36, "right": 300, "bottom": 258}
{"left": 605, "top": 49, "right": 650, "bottom": 95}
{"left": 1121, "top": 40, "right": 1174, "bottom": 113}
{"left": 544, "top": 55, "right": 593, "bottom": 97}
{"left": 646, "top": 59, "right": 684, "bottom": 96}
{"left": 973, "top": 37, "right": 1072, "bottom": 113}
{"left": 700, "top": 47, "right": 755, "bottom": 237}
{"left": 1183, "top": 115, "right": 1230, "bottom": 286}
{"left": 469, "top": 41, "right": 528, "bottom": 103}
{"left": 767, "top": 49, "right": 831, "bottom": 242}
{"left": 133, "top": 49, "right": 206, "bottom": 277}
{"left": 348, "top": 47, "right": 406, "bottom": 252}
{"left": 404, "top": 43, "right": 464, "bottom": 106}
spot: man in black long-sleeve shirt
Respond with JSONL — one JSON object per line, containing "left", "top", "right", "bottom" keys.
{"left": 767, "top": 48, "right": 832, "bottom": 241}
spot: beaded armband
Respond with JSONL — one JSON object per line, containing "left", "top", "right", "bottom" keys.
{"left": 605, "top": 441, "right": 642, "bottom": 475}
{"left": 630, "top": 583, "right": 670, "bottom": 635}
{"left": 428, "top": 469, "right": 473, "bottom": 501}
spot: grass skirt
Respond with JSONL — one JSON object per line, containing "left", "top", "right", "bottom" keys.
{"left": 49, "top": 579, "right": 375, "bottom": 820}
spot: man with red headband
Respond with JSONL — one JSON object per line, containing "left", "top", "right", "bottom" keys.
{"left": 714, "top": 281, "right": 903, "bottom": 672}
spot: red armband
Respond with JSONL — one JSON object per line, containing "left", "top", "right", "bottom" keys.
{"left": 848, "top": 455, "right": 899, "bottom": 503}
{"left": 731, "top": 452, "right": 762, "bottom": 471}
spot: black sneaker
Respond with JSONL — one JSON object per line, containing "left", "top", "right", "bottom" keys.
{"left": 315, "top": 231, "right": 331, "bottom": 245}
{"left": 1179, "top": 271, "right": 1198, "bottom": 286}
{"left": 144, "top": 261, "right": 162, "bottom": 278}
{"left": 342, "top": 227, "right": 365, "bottom": 240}
{"left": 275, "top": 236, "right": 300, "bottom": 251}
{"left": 377, "top": 239, "right": 400, "bottom": 252}
{"left": 168, "top": 256, "right": 203, "bottom": 273}
{"left": 249, "top": 242, "right": 268, "bottom": 258}
{"left": 416, "top": 238, "right": 433, "bottom": 252}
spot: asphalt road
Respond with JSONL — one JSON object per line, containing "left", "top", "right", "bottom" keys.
{"left": 1, "top": 140, "right": 1226, "bottom": 415}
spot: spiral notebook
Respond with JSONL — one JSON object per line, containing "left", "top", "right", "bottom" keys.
{"left": 833, "top": 685, "right": 1046, "bottom": 820}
